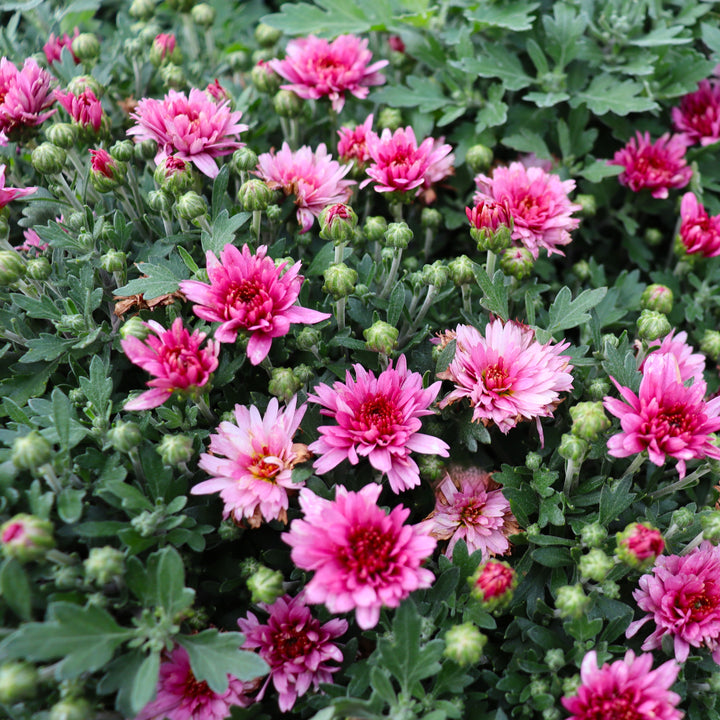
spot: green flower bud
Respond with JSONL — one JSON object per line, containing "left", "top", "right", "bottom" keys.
{"left": 580, "top": 522, "right": 607, "bottom": 549}
{"left": 602, "top": 333, "right": 619, "bottom": 350}
{"left": 228, "top": 50, "right": 249, "bottom": 72}
{"left": 295, "top": 326, "right": 321, "bottom": 351}
{"left": 160, "top": 63, "right": 186, "bottom": 90}
{"left": 644, "top": 227, "right": 663, "bottom": 246}
{"left": 320, "top": 203, "right": 358, "bottom": 244}
{"left": 219, "top": 518, "right": 242, "bottom": 541}
{"left": 364, "top": 320, "right": 399, "bottom": 355}
{"left": 448, "top": 255, "right": 474, "bottom": 286}
{"left": 529, "top": 678, "right": 549, "bottom": 697}
{"left": 443, "top": 622, "right": 487, "bottom": 666}
{"left": 247, "top": 565, "right": 284, "bottom": 604}
{"left": 107, "top": 421, "right": 142, "bottom": 453}
{"left": 12, "top": 431, "right": 52, "bottom": 471}
{"left": 421, "top": 207, "right": 442, "bottom": 230}
{"left": 701, "top": 330, "right": 720, "bottom": 360}
{"left": 0, "top": 661, "right": 39, "bottom": 704}
{"left": 176, "top": 190, "right": 208, "bottom": 221}
{"left": 255, "top": 22, "right": 281, "bottom": 47}
{"left": 0, "top": 514, "right": 55, "bottom": 562}
{"left": 46, "top": 122, "right": 78, "bottom": 149}
{"left": 100, "top": 250, "right": 126, "bottom": 273}
{"left": 323, "top": 262, "right": 357, "bottom": 300}
{"left": 150, "top": 34, "right": 183, "bottom": 67}
{"left": 636, "top": 309, "right": 671, "bottom": 342}
{"left": 555, "top": 584, "right": 590, "bottom": 619}
{"left": 56, "top": 313, "right": 85, "bottom": 333}
{"left": 0, "top": 250, "right": 25, "bottom": 285}
{"left": 268, "top": 367, "right": 302, "bottom": 403}
{"left": 702, "top": 510, "right": 720, "bottom": 541}
{"left": 570, "top": 401, "right": 610, "bottom": 441}
{"left": 558, "top": 433, "right": 588, "bottom": 462}
{"left": 588, "top": 378, "right": 610, "bottom": 401}
{"left": 418, "top": 455, "right": 445, "bottom": 482}
{"left": 273, "top": 89, "right": 303, "bottom": 118}
{"left": 26, "top": 256, "right": 51, "bottom": 281}
{"left": 84, "top": 546, "right": 125, "bottom": 586}
{"left": 237, "top": 178, "right": 274, "bottom": 212}
{"left": 232, "top": 147, "right": 259, "bottom": 174}
{"left": 525, "top": 452, "right": 542, "bottom": 471}
{"left": 66, "top": 211, "right": 86, "bottom": 231}
{"left": 465, "top": 144, "right": 493, "bottom": 174}
{"left": 572, "top": 260, "right": 590, "bottom": 281}
{"left": 575, "top": 194, "right": 597, "bottom": 217}
{"left": 266, "top": 204, "right": 282, "bottom": 223}
{"left": 615, "top": 522, "right": 664, "bottom": 571}
{"left": 129, "top": 0, "right": 155, "bottom": 20}
{"left": 499, "top": 247, "right": 534, "bottom": 280}
{"left": 525, "top": 523, "right": 541, "bottom": 540}
{"left": 578, "top": 548, "right": 614, "bottom": 582}
{"left": 49, "top": 697, "right": 93, "bottom": 720}
{"left": 378, "top": 107, "right": 402, "bottom": 131}
{"left": 640, "top": 284, "right": 673, "bottom": 314}
{"left": 542, "top": 709, "right": 561, "bottom": 720}
{"left": 469, "top": 560, "right": 517, "bottom": 612}
{"left": 135, "top": 138, "right": 158, "bottom": 161}
{"left": 709, "top": 672, "right": 720, "bottom": 693}
{"left": 66, "top": 74, "right": 104, "bottom": 98}
{"left": 157, "top": 434, "right": 194, "bottom": 467}
{"left": 601, "top": 580, "right": 620, "bottom": 599}
{"left": 671, "top": 506, "right": 694, "bottom": 530}
{"left": 72, "top": 33, "right": 100, "bottom": 62}
{"left": 384, "top": 221, "right": 413, "bottom": 249}
{"left": 124, "top": 37, "right": 143, "bottom": 57}
{"left": 544, "top": 648, "right": 565, "bottom": 672}
{"left": 147, "top": 188, "right": 173, "bottom": 213}
{"left": 251, "top": 61, "right": 281, "bottom": 94}
{"left": 421, "top": 260, "right": 449, "bottom": 288}
{"left": 562, "top": 675, "right": 581, "bottom": 698}
{"left": 31, "top": 142, "right": 66, "bottom": 175}
{"left": 191, "top": 2, "right": 215, "bottom": 26}
{"left": 154, "top": 156, "right": 194, "bottom": 195}
{"left": 363, "top": 216, "right": 388, "bottom": 244}
{"left": 120, "top": 316, "right": 150, "bottom": 341}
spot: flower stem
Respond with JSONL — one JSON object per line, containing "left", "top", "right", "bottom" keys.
{"left": 649, "top": 466, "right": 708, "bottom": 501}
{"left": 486, "top": 249, "right": 497, "bottom": 278}
{"left": 182, "top": 12, "right": 201, "bottom": 60}
{"left": 423, "top": 227, "right": 433, "bottom": 259}
{"left": 194, "top": 394, "right": 216, "bottom": 424}
{"left": 619, "top": 452, "right": 646, "bottom": 483}
{"left": 379, "top": 247, "right": 403, "bottom": 299}
{"left": 55, "top": 173, "right": 83, "bottom": 212}
{"left": 461, "top": 284, "right": 472, "bottom": 314}
{"left": 40, "top": 463, "right": 63, "bottom": 494}
{"left": 252, "top": 210, "right": 262, "bottom": 244}
{"left": 335, "top": 297, "right": 346, "bottom": 332}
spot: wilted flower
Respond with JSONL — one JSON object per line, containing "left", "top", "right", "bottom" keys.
{"left": 337, "top": 113, "right": 374, "bottom": 169}
{"left": 308, "top": 354, "right": 449, "bottom": 493}
{"left": 0, "top": 164, "right": 36, "bottom": 208}
{"left": 0, "top": 57, "right": 56, "bottom": 138}
{"left": 678, "top": 191, "right": 720, "bottom": 257}
{"left": 179, "top": 243, "right": 330, "bottom": 365}
{"left": 192, "top": 396, "right": 310, "bottom": 527}
{"left": 283, "top": 484, "right": 436, "bottom": 629}
{"left": 608, "top": 132, "right": 692, "bottom": 199}
{"left": 238, "top": 594, "right": 347, "bottom": 712}
{"left": 55, "top": 88, "right": 104, "bottom": 132}
{"left": 672, "top": 79, "right": 720, "bottom": 146}
{"left": 43, "top": 28, "right": 80, "bottom": 65}
{"left": 269, "top": 34, "right": 388, "bottom": 113}
{"left": 256, "top": 142, "right": 355, "bottom": 232}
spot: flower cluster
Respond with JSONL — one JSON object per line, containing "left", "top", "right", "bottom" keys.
{"left": 0, "top": 57, "right": 56, "bottom": 139}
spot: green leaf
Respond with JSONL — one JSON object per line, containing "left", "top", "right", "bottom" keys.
{"left": 57, "top": 487, "right": 85, "bottom": 523}
{"left": 372, "top": 75, "right": 448, "bottom": 113}
{"left": 629, "top": 25, "right": 689, "bottom": 47}
{"left": 571, "top": 75, "right": 658, "bottom": 116}
{"left": 114, "top": 262, "right": 186, "bottom": 301}
{"left": 177, "top": 245, "right": 199, "bottom": 274}
{"left": 579, "top": 160, "right": 623, "bottom": 183}
{"left": 387, "top": 282, "right": 405, "bottom": 327}
{"left": 464, "top": 1, "right": 539, "bottom": 31}
{"left": 701, "top": 22, "right": 720, "bottom": 57}
{"left": 544, "top": 286, "right": 607, "bottom": 335}
{"left": 531, "top": 546, "right": 572, "bottom": 567}
{"left": 329, "top": 335, "right": 366, "bottom": 350}
{"left": 20, "top": 334, "right": 77, "bottom": 363}
{"left": 10, "top": 293, "right": 63, "bottom": 321}
{"left": 455, "top": 47, "right": 533, "bottom": 91}
{"left": 52, "top": 388, "right": 72, "bottom": 451}
{"left": 370, "top": 667, "right": 397, "bottom": 704}
{"left": 97, "top": 650, "right": 149, "bottom": 717}
{"left": 79, "top": 355, "right": 113, "bottom": 419}
{"left": 211, "top": 164, "right": 230, "bottom": 219}
{"left": 599, "top": 475, "right": 636, "bottom": 526}
{"left": 602, "top": 342, "right": 641, "bottom": 392}
{"left": 502, "top": 130, "right": 551, "bottom": 159}
{"left": 0, "top": 558, "right": 32, "bottom": 620}
{"left": 177, "top": 631, "right": 269, "bottom": 693}
{"left": 435, "top": 338, "right": 455, "bottom": 374}
{"left": 131, "top": 652, "right": 160, "bottom": 715}
{"left": 305, "top": 241, "right": 335, "bottom": 276}
{"left": 475, "top": 84, "right": 508, "bottom": 132}
{"left": 473, "top": 264, "right": 509, "bottom": 320}
{"left": 262, "top": 0, "right": 394, "bottom": 36}
{"left": 201, "top": 210, "right": 251, "bottom": 256}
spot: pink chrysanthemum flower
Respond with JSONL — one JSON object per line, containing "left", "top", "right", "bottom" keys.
{"left": 627, "top": 541, "right": 720, "bottom": 664}
{"left": 307, "top": 354, "right": 449, "bottom": 493}
{"left": 55, "top": 88, "right": 104, "bottom": 131}
{"left": 283, "top": 484, "right": 436, "bottom": 629}
{"left": 238, "top": 594, "right": 347, "bottom": 712}
{"left": 643, "top": 329, "right": 705, "bottom": 385}
{"left": 561, "top": 650, "right": 682, "bottom": 720}
{"left": 121, "top": 317, "right": 220, "bottom": 411}
{"left": 421, "top": 466, "right": 519, "bottom": 559}
{"left": 608, "top": 131, "right": 692, "bottom": 199}
{"left": 179, "top": 243, "right": 330, "bottom": 365}
{"left": 337, "top": 113, "right": 374, "bottom": 169}
{"left": 134, "top": 644, "right": 256, "bottom": 720}
{"left": 128, "top": 88, "right": 247, "bottom": 178}
{"left": 17, "top": 228, "right": 48, "bottom": 255}
{"left": 43, "top": 28, "right": 80, "bottom": 65}
{"left": 0, "top": 164, "right": 36, "bottom": 208}
{"left": 269, "top": 34, "right": 388, "bottom": 113}
{"left": 205, "top": 79, "right": 230, "bottom": 103}
{"left": 603, "top": 352, "right": 720, "bottom": 478}
{"left": 0, "top": 57, "right": 56, "bottom": 137}
{"left": 437, "top": 320, "right": 573, "bottom": 442}
{"left": 679, "top": 191, "right": 720, "bottom": 257}
{"left": 256, "top": 142, "right": 355, "bottom": 232}
{"left": 192, "top": 396, "right": 310, "bottom": 527}
{"left": 473, "top": 162, "right": 581, "bottom": 258}
{"left": 361, "top": 126, "right": 454, "bottom": 196}
{"left": 672, "top": 79, "right": 720, "bottom": 147}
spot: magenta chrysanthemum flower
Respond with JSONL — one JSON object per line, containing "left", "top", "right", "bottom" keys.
{"left": 283, "top": 484, "right": 436, "bottom": 629}
{"left": 437, "top": 320, "right": 573, "bottom": 441}
{"left": 192, "top": 396, "right": 309, "bottom": 526}
{"left": 473, "top": 162, "right": 581, "bottom": 258}
{"left": 643, "top": 330, "right": 705, "bottom": 385}
{"left": 608, "top": 131, "right": 692, "bottom": 199}
{"left": 256, "top": 142, "right": 355, "bottom": 232}
{"left": 0, "top": 57, "right": 56, "bottom": 137}
{"left": 121, "top": 317, "right": 220, "bottom": 411}
{"left": 179, "top": 243, "right": 330, "bottom": 365}
{"left": 421, "top": 466, "right": 519, "bottom": 559}
{"left": 134, "top": 644, "right": 256, "bottom": 720}
{"left": 238, "top": 594, "right": 347, "bottom": 712}
{"left": 55, "top": 88, "right": 104, "bottom": 131}
{"left": 17, "top": 228, "right": 48, "bottom": 255}
{"left": 679, "top": 191, "right": 720, "bottom": 257}
{"left": 307, "top": 354, "right": 449, "bottom": 493}
{"left": 561, "top": 650, "right": 682, "bottom": 720}
{"left": 603, "top": 352, "right": 720, "bottom": 478}
{"left": 269, "top": 34, "right": 388, "bottom": 113}
{"left": 361, "top": 126, "right": 454, "bottom": 196}
{"left": 672, "top": 79, "right": 720, "bottom": 146}
{"left": 337, "top": 113, "right": 374, "bottom": 169}
{"left": 627, "top": 541, "right": 720, "bottom": 664}
{"left": 128, "top": 88, "right": 248, "bottom": 178}
{"left": 0, "top": 164, "right": 36, "bottom": 208}
{"left": 43, "top": 28, "right": 80, "bottom": 65}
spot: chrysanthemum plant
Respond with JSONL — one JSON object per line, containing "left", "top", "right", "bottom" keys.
{"left": 3, "top": 0, "right": 720, "bottom": 718}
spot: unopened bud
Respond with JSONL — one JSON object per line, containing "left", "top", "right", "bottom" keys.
{"left": 570, "top": 401, "right": 610, "bottom": 441}
{"left": 31, "top": 142, "right": 66, "bottom": 175}
{"left": 466, "top": 144, "right": 493, "bottom": 174}
{"left": 295, "top": 326, "right": 321, "bottom": 351}
{"left": 49, "top": 697, "right": 93, "bottom": 720}
{"left": 160, "top": 63, "right": 186, "bottom": 89}
{"left": 232, "top": 147, "right": 259, "bottom": 173}
{"left": 0, "top": 661, "right": 39, "bottom": 704}
{"left": 0, "top": 250, "right": 25, "bottom": 285}
{"left": 26, "top": 257, "right": 51, "bottom": 280}
{"left": 421, "top": 260, "right": 449, "bottom": 288}
{"left": 421, "top": 207, "right": 442, "bottom": 230}
{"left": 135, "top": 138, "right": 158, "bottom": 161}
{"left": 578, "top": 548, "right": 613, "bottom": 582}
{"left": 671, "top": 506, "right": 694, "bottom": 530}
{"left": 46, "top": 122, "right": 78, "bottom": 149}
{"left": 191, "top": 3, "right": 215, "bottom": 26}
{"left": 384, "top": 221, "right": 413, "bottom": 249}
{"left": 702, "top": 510, "right": 720, "bottom": 542}
{"left": 71, "top": 33, "right": 100, "bottom": 62}
{"left": 558, "top": 433, "right": 588, "bottom": 462}
{"left": 12, "top": 431, "right": 52, "bottom": 471}
{"left": 499, "top": 247, "right": 533, "bottom": 279}
{"left": 701, "top": 330, "right": 720, "bottom": 360}
{"left": 150, "top": 33, "right": 182, "bottom": 66}
{"left": 66, "top": 74, "right": 104, "bottom": 98}
{"left": 323, "top": 262, "right": 357, "bottom": 300}
{"left": 580, "top": 522, "right": 607, "bottom": 549}
{"left": 555, "top": 584, "right": 590, "bottom": 619}
{"left": 100, "top": 250, "right": 126, "bottom": 273}
{"left": 544, "top": 649, "right": 565, "bottom": 672}
{"left": 319, "top": 203, "right": 357, "bottom": 244}
{"left": 418, "top": 455, "right": 445, "bottom": 483}
{"left": 237, "top": 179, "right": 274, "bottom": 212}
{"left": 363, "top": 216, "right": 387, "bottom": 243}
{"left": 129, "top": 0, "right": 155, "bottom": 20}
{"left": 107, "top": 421, "right": 142, "bottom": 453}
{"left": 268, "top": 367, "right": 302, "bottom": 403}
{"left": 273, "top": 89, "right": 303, "bottom": 118}
{"left": 147, "top": 188, "right": 172, "bottom": 213}
{"left": 110, "top": 139, "right": 135, "bottom": 162}
{"left": 573, "top": 260, "right": 590, "bottom": 281}
{"left": 588, "top": 378, "right": 610, "bottom": 401}
{"left": 154, "top": 156, "right": 193, "bottom": 195}
{"left": 157, "top": 434, "right": 194, "bottom": 466}
{"left": 448, "top": 255, "right": 474, "bottom": 286}
{"left": 641, "top": 284, "right": 673, "bottom": 314}
{"left": 247, "top": 565, "right": 284, "bottom": 604}
{"left": 56, "top": 313, "right": 85, "bottom": 333}
{"left": 575, "top": 194, "right": 597, "bottom": 217}
{"left": 255, "top": 22, "right": 281, "bottom": 47}
{"left": 644, "top": 227, "right": 663, "bottom": 246}
{"left": 84, "top": 546, "right": 125, "bottom": 585}
{"left": 120, "top": 316, "right": 150, "bottom": 341}
{"left": 443, "top": 622, "right": 487, "bottom": 666}
{"left": 469, "top": 560, "right": 516, "bottom": 611}
{"left": 251, "top": 61, "right": 281, "bottom": 94}
{"left": 378, "top": 107, "right": 402, "bottom": 131}
{"left": 525, "top": 452, "right": 542, "bottom": 471}
{"left": 636, "top": 309, "right": 671, "bottom": 342}
{"left": 176, "top": 191, "right": 207, "bottom": 220}
{"left": 1, "top": 514, "right": 55, "bottom": 562}
{"left": 615, "top": 522, "right": 664, "bottom": 570}
{"left": 364, "top": 320, "right": 399, "bottom": 355}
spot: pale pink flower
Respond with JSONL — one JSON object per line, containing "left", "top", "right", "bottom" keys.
{"left": 561, "top": 650, "right": 682, "bottom": 720}
{"left": 627, "top": 541, "right": 720, "bottom": 664}
{"left": 55, "top": 88, "right": 104, "bottom": 131}
{"left": 0, "top": 57, "right": 56, "bottom": 137}
{"left": 192, "top": 396, "right": 310, "bottom": 527}
{"left": 121, "top": 317, "right": 220, "bottom": 411}
{"left": 43, "top": 28, "right": 80, "bottom": 65}
{"left": 672, "top": 79, "right": 720, "bottom": 146}
{"left": 283, "top": 484, "right": 436, "bottom": 629}
{"left": 337, "top": 113, "right": 374, "bottom": 169}
{"left": 179, "top": 243, "right": 330, "bottom": 365}
{"left": 134, "top": 644, "right": 256, "bottom": 720}
{"left": 644, "top": 329, "right": 705, "bottom": 385}
{"left": 421, "top": 466, "right": 518, "bottom": 559}
{"left": 679, "top": 191, "right": 720, "bottom": 257}
{"left": 256, "top": 142, "right": 355, "bottom": 232}
{"left": 473, "top": 162, "right": 581, "bottom": 258}
{"left": 437, "top": 320, "right": 573, "bottom": 442}
{"left": 269, "top": 34, "right": 388, "bottom": 113}
{"left": 0, "top": 164, "right": 36, "bottom": 208}
{"left": 238, "top": 594, "right": 347, "bottom": 712}
{"left": 608, "top": 131, "right": 692, "bottom": 199}
{"left": 128, "top": 88, "right": 247, "bottom": 178}
{"left": 307, "top": 354, "right": 449, "bottom": 493}
{"left": 361, "top": 126, "right": 454, "bottom": 196}
{"left": 17, "top": 228, "right": 48, "bottom": 254}
{"left": 603, "top": 352, "right": 720, "bottom": 478}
